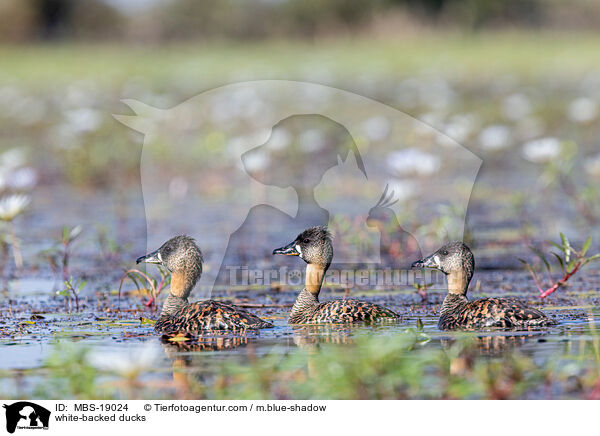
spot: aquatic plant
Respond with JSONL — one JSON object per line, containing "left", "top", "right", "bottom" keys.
{"left": 42, "top": 225, "right": 82, "bottom": 282}
{"left": 57, "top": 277, "right": 86, "bottom": 312}
{"left": 0, "top": 194, "right": 30, "bottom": 269}
{"left": 95, "top": 225, "right": 123, "bottom": 262}
{"left": 520, "top": 233, "right": 600, "bottom": 298}
{"left": 118, "top": 265, "right": 171, "bottom": 310}
{"left": 524, "top": 140, "right": 598, "bottom": 224}
{"left": 413, "top": 282, "right": 433, "bottom": 302}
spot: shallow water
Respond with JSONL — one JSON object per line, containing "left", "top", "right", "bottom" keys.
{"left": 2, "top": 275, "right": 598, "bottom": 399}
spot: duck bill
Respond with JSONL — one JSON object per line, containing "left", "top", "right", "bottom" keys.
{"left": 411, "top": 253, "right": 439, "bottom": 269}
{"left": 272, "top": 240, "right": 300, "bottom": 256}
{"left": 136, "top": 249, "right": 162, "bottom": 265}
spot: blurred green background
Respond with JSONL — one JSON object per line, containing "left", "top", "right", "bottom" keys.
{"left": 2, "top": 0, "right": 599, "bottom": 258}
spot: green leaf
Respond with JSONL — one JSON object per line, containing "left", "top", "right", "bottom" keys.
{"left": 567, "top": 259, "right": 579, "bottom": 271}
{"left": 529, "top": 245, "right": 551, "bottom": 274}
{"left": 550, "top": 252, "right": 565, "bottom": 274}
{"left": 416, "top": 318, "right": 424, "bottom": 332}
{"left": 549, "top": 241, "right": 565, "bottom": 253}
{"left": 582, "top": 236, "right": 592, "bottom": 256}
{"left": 588, "top": 254, "right": 600, "bottom": 262}
{"left": 62, "top": 226, "right": 70, "bottom": 243}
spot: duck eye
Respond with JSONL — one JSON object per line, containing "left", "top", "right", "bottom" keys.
{"left": 303, "top": 238, "right": 310, "bottom": 244}
{"left": 441, "top": 250, "right": 449, "bottom": 256}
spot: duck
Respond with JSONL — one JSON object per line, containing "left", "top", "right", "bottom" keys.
{"left": 137, "top": 235, "right": 273, "bottom": 333}
{"left": 411, "top": 241, "right": 557, "bottom": 330}
{"left": 273, "top": 226, "right": 399, "bottom": 324}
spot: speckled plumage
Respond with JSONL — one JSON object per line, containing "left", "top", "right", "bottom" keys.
{"left": 137, "top": 235, "right": 273, "bottom": 334}
{"left": 438, "top": 294, "right": 557, "bottom": 330}
{"left": 289, "top": 292, "right": 399, "bottom": 324}
{"left": 412, "top": 241, "right": 557, "bottom": 331}
{"left": 155, "top": 300, "right": 273, "bottom": 334}
{"left": 274, "top": 226, "right": 400, "bottom": 325}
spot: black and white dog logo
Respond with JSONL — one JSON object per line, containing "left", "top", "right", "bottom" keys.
{"left": 3, "top": 402, "right": 50, "bottom": 433}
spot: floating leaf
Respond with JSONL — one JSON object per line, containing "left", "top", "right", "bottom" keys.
{"left": 168, "top": 334, "right": 191, "bottom": 342}
{"left": 139, "top": 317, "right": 156, "bottom": 325}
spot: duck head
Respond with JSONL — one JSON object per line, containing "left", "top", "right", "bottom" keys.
{"left": 137, "top": 235, "right": 203, "bottom": 298}
{"left": 411, "top": 241, "right": 474, "bottom": 295}
{"left": 273, "top": 226, "right": 333, "bottom": 268}
{"left": 273, "top": 226, "right": 333, "bottom": 295}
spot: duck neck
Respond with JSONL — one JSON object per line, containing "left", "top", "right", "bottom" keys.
{"left": 160, "top": 269, "right": 196, "bottom": 317}
{"left": 446, "top": 270, "right": 470, "bottom": 296}
{"left": 289, "top": 263, "right": 327, "bottom": 323}
{"left": 441, "top": 270, "right": 470, "bottom": 317}
{"left": 160, "top": 293, "right": 189, "bottom": 317}
{"left": 305, "top": 263, "right": 326, "bottom": 296}
{"left": 289, "top": 289, "right": 320, "bottom": 323}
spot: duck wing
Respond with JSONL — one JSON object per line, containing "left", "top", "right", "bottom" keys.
{"left": 460, "top": 297, "right": 556, "bottom": 328}
{"left": 305, "top": 299, "right": 399, "bottom": 324}
{"left": 155, "top": 300, "right": 273, "bottom": 334}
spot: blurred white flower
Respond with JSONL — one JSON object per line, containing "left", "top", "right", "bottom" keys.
{"left": 414, "top": 111, "right": 445, "bottom": 136}
{"left": 478, "top": 125, "right": 511, "bottom": 151}
{"left": 567, "top": 97, "right": 598, "bottom": 123}
{"left": 266, "top": 127, "right": 292, "bottom": 151}
{"left": 522, "top": 137, "right": 561, "bottom": 164}
{"left": 242, "top": 150, "right": 270, "bottom": 172}
{"left": 7, "top": 167, "right": 38, "bottom": 191}
{"left": 64, "top": 108, "right": 102, "bottom": 133}
{"left": 361, "top": 116, "right": 391, "bottom": 142}
{"left": 0, "top": 148, "right": 27, "bottom": 171}
{"left": 89, "top": 344, "right": 159, "bottom": 376}
{"left": 439, "top": 114, "right": 478, "bottom": 146}
{"left": 385, "top": 179, "right": 416, "bottom": 203}
{"left": 386, "top": 148, "right": 441, "bottom": 176}
{"left": 502, "top": 93, "right": 532, "bottom": 120}
{"left": 298, "top": 129, "right": 326, "bottom": 152}
{"left": 0, "top": 194, "right": 30, "bottom": 221}
{"left": 584, "top": 154, "right": 600, "bottom": 180}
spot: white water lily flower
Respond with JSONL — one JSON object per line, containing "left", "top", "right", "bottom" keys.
{"left": 0, "top": 148, "right": 27, "bottom": 171}
{"left": 502, "top": 93, "right": 532, "bottom": 120}
{"left": 584, "top": 154, "right": 600, "bottom": 180}
{"left": 64, "top": 108, "right": 102, "bottom": 133}
{"left": 386, "top": 148, "right": 441, "bottom": 176}
{"left": 478, "top": 125, "right": 511, "bottom": 151}
{"left": 361, "top": 116, "right": 391, "bottom": 142}
{"left": 522, "top": 137, "right": 561, "bottom": 164}
{"left": 0, "top": 194, "right": 30, "bottom": 221}
{"left": 567, "top": 97, "right": 598, "bottom": 123}
{"left": 7, "top": 167, "right": 37, "bottom": 191}
{"left": 385, "top": 179, "right": 416, "bottom": 203}
{"left": 89, "top": 344, "right": 160, "bottom": 376}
